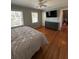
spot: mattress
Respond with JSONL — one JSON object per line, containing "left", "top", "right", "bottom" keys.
{"left": 11, "top": 26, "right": 48, "bottom": 59}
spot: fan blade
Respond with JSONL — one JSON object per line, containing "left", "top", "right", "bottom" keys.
{"left": 42, "top": 5, "right": 47, "bottom": 7}
{"left": 39, "top": 0, "right": 43, "bottom": 2}
{"left": 40, "top": 4, "right": 47, "bottom": 7}
{"left": 40, "top": 0, "right": 47, "bottom": 4}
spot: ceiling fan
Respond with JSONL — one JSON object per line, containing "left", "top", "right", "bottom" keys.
{"left": 38, "top": 0, "right": 48, "bottom": 8}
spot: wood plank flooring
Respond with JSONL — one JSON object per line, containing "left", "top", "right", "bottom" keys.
{"left": 32, "top": 27, "right": 68, "bottom": 59}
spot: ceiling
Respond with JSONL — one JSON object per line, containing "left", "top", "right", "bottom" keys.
{"left": 11, "top": 0, "right": 68, "bottom": 11}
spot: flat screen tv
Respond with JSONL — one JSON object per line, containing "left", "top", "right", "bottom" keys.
{"left": 46, "top": 10, "right": 57, "bottom": 17}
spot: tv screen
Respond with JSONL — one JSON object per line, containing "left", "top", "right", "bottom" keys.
{"left": 46, "top": 10, "right": 57, "bottom": 17}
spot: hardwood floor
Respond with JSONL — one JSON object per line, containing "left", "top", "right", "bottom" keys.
{"left": 32, "top": 27, "right": 68, "bottom": 59}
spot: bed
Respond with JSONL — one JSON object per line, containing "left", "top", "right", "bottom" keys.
{"left": 11, "top": 26, "right": 48, "bottom": 59}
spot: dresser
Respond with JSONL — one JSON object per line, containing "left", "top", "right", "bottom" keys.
{"left": 45, "top": 21, "right": 59, "bottom": 31}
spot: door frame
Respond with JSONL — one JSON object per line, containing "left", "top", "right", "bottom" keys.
{"left": 58, "top": 8, "right": 68, "bottom": 30}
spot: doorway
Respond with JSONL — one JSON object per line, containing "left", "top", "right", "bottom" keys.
{"left": 61, "top": 10, "right": 68, "bottom": 31}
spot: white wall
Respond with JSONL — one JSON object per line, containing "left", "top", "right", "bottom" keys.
{"left": 42, "top": 8, "right": 68, "bottom": 30}
{"left": 46, "top": 17, "right": 59, "bottom": 23}
{"left": 42, "top": 11, "right": 60, "bottom": 27}
{"left": 42, "top": 11, "right": 46, "bottom": 26}
{"left": 42, "top": 11, "right": 59, "bottom": 26}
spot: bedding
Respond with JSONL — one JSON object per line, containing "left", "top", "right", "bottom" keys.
{"left": 11, "top": 26, "right": 48, "bottom": 59}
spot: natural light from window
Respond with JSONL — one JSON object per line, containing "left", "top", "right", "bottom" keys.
{"left": 32, "top": 12, "right": 38, "bottom": 23}
{"left": 11, "top": 11, "right": 24, "bottom": 27}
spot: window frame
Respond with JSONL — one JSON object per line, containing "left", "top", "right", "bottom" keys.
{"left": 11, "top": 11, "right": 24, "bottom": 27}
{"left": 31, "top": 12, "right": 38, "bottom": 23}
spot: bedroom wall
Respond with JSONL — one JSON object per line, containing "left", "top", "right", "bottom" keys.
{"left": 42, "top": 9, "right": 60, "bottom": 26}
{"left": 11, "top": 4, "right": 42, "bottom": 28}
{"left": 42, "top": 11, "right": 46, "bottom": 26}
{"left": 42, "top": 7, "right": 68, "bottom": 30}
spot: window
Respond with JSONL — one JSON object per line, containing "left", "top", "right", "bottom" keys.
{"left": 32, "top": 12, "right": 38, "bottom": 23}
{"left": 11, "top": 11, "right": 24, "bottom": 27}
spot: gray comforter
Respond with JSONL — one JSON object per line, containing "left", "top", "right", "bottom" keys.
{"left": 11, "top": 26, "right": 48, "bottom": 59}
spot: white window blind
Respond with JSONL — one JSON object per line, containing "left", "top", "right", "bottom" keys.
{"left": 11, "top": 11, "right": 24, "bottom": 27}
{"left": 32, "top": 12, "right": 38, "bottom": 23}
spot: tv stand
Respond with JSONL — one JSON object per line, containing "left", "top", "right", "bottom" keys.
{"left": 45, "top": 21, "right": 59, "bottom": 31}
